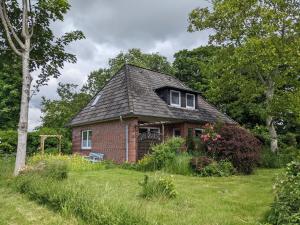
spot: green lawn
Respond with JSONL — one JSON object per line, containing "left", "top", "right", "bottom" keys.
{"left": 0, "top": 156, "right": 280, "bottom": 225}
{"left": 67, "top": 168, "right": 280, "bottom": 225}
{"left": 0, "top": 187, "right": 78, "bottom": 225}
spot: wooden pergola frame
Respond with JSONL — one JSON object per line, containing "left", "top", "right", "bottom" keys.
{"left": 39, "top": 135, "right": 62, "bottom": 155}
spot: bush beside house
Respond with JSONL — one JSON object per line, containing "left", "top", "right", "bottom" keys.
{"left": 267, "top": 161, "right": 300, "bottom": 225}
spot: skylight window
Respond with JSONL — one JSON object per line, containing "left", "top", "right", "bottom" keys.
{"left": 91, "top": 94, "right": 101, "bottom": 106}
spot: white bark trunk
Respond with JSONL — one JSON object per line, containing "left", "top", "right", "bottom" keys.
{"left": 14, "top": 39, "right": 31, "bottom": 176}
{"left": 265, "top": 79, "right": 278, "bottom": 153}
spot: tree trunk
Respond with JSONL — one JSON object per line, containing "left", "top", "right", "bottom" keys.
{"left": 14, "top": 39, "right": 31, "bottom": 176}
{"left": 265, "top": 78, "right": 278, "bottom": 153}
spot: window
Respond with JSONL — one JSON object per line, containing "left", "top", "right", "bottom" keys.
{"left": 81, "top": 130, "right": 92, "bottom": 149}
{"left": 173, "top": 128, "right": 181, "bottom": 137}
{"left": 139, "top": 127, "right": 160, "bottom": 134}
{"left": 195, "top": 128, "right": 204, "bottom": 137}
{"left": 186, "top": 93, "right": 195, "bottom": 109}
{"left": 170, "top": 90, "right": 181, "bottom": 107}
{"left": 91, "top": 92, "right": 102, "bottom": 106}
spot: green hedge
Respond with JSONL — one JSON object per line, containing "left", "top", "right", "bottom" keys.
{"left": 0, "top": 127, "right": 72, "bottom": 155}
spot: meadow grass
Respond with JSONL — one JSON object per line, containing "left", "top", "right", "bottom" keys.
{"left": 0, "top": 156, "right": 78, "bottom": 225}
{"left": 68, "top": 168, "right": 280, "bottom": 225}
{"left": 1, "top": 155, "right": 281, "bottom": 225}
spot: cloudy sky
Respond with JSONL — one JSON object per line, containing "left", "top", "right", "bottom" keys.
{"left": 29, "top": 0, "right": 211, "bottom": 130}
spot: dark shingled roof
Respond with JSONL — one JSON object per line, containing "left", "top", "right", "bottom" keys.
{"left": 69, "top": 64, "right": 236, "bottom": 126}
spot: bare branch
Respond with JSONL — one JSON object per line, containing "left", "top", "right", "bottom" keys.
{"left": 0, "top": 1, "right": 22, "bottom": 56}
{"left": 2, "top": 2, "right": 25, "bottom": 49}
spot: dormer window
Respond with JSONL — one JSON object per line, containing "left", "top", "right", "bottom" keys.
{"left": 170, "top": 90, "right": 181, "bottom": 107}
{"left": 186, "top": 93, "right": 195, "bottom": 109}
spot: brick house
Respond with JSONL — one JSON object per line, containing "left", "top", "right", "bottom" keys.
{"left": 69, "top": 64, "right": 236, "bottom": 163}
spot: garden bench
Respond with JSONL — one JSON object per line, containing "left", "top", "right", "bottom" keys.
{"left": 84, "top": 152, "right": 104, "bottom": 163}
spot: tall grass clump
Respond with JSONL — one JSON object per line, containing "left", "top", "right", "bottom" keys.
{"left": 163, "top": 153, "right": 192, "bottom": 175}
{"left": 13, "top": 172, "right": 149, "bottom": 225}
{"left": 29, "top": 153, "right": 107, "bottom": 172}
{"left": 139, "top": 174, "right": 177, "bottom": 199}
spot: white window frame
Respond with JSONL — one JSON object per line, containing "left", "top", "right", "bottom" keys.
{"left": 186, "top": 93, "right": 195, "bottom": 109}
{"left": 139, "top": 127, "right": 160, "bottom": 134}
{"left": 170, "top": 90, "right": 181, "bottom": 107}
{"left": 81, "top": 130, "right": 92, "bottom": 150}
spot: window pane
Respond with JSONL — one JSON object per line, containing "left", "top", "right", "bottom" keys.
{"left": 174, "top": 128, "right": 181, "bottom": 137}
{"left": 150, "top": 128, "right": 159, "bottom": 134}
{"left": 187, "top": 94, "right": 194, "bottom": 107}
{"left": 88, "top": 131, "right": 92, "bottom": 147}
{"left": 171, "top": 92, "right": 180, "bottom": 105}
{"left": 195, "top": 128, "right": 203, "bottom": 137}
{"left": 139, "top": 128, "right": 148, "bottom": 133}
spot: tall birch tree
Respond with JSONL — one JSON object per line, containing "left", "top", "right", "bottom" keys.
{"left": 0, "top": 0, "right": 84, "bottom": 175}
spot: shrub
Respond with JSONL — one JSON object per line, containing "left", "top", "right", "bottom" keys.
{"left": 14, "top": 174, "right": 148, "bottom": 225}
{"left": 137, "top": 137, "right": 185, "bottom": 171}
{"left": 139, "top": 174, "right": 177, "bottom": 199}
{"left": 190, "top": 156, "right": 214, "bottom": 173}
{"left": 204, "top": 125, "right": 261, "bottom": 174}
{"left": 196, "top": 160, "right": 235, "bottom": 177}
{"left": 164, "top": 153, "right": 192, "bottom": 175}
{"left": 267, "top": 161, "right": 300, "bottom": 225}
{"left": 0, "top": 142, "right": 14, "bottom": 154}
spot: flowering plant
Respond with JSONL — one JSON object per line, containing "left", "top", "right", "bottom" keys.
{"left": 200, "top": 123, "right": 221, "bottom": 143}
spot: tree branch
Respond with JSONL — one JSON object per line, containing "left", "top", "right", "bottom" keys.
{"left": 2, "top": 2, "right": 25, "bottom": 49}
{"left": 0, "top": 1, "right": 22, "bottom": 56}
{"left": 21, "top": 0, "right": 28, "bottom": 38}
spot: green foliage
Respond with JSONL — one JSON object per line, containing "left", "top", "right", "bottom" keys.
{"left": 41, "top": 83, "right": 91, "bottom": 129}
{"left": 139, "top": 174, "right": 177, "bottom": 199}
{"left": 199, "top": 160, "right": 235, "bottom": 177}
{"left": 109, "top": 48, "right": 175, "bottom": 75}
{"left": 0, "top": 142, "right": 14, "bottom": 154}
{"left": 267, "top": 161, "right": 300, "bottom": 225}
{"left": 0, "top": 55, "right": 22, "bottom": 129}
{"left": 137, "top": 137, "right": 185, "bottom": 171}
{"left": 163, "top": 153, "right": 193, "bottom": 176}
{"left": 260, "top": 147, "right": 300, "bottom": 169}
{"left": 0, "top": 128, "right": 72, "bottom": 155}
{"left": 188, "top": 0, "right": 300, "bottom": 153}
{"left": 14, "top": 174, "right": 149, "bottom": 225}
{"left": 173, "top": 46, "right": 220, "bottom": 93}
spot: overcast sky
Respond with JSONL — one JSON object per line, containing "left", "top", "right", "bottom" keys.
{"left": 29, "top": 0, "right": 211, "bottom": 130}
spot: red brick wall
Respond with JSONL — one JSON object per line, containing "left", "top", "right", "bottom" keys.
{"left": 72, "top": 118, "right": 138, "bottom": 163}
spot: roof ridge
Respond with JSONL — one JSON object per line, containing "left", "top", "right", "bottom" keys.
{"left": 125, "top": 64, "right": 134, "bottom": 114}
{"left": 125, "top": 63, "right": 191, "bottom": 89}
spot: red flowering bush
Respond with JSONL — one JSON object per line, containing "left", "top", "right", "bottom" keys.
{"left": 201, "top": 124, "right": 261, "bottom": 174}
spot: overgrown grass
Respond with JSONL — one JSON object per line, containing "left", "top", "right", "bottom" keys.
{"left": 163, "top": 153, "right": 192, "bottom": 175}
{"left": 29, "top": 153, "right": 108, "bottom": 171}
{"left": 68, "top": 168, "right": 280, "bottom": 225}
{"left": 1, "top": 155, "right": 282, "bottom": 225}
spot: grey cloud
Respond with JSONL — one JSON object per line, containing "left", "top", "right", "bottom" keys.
{"left": 29, "top": 0, "right": 211, "bottom": 130}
